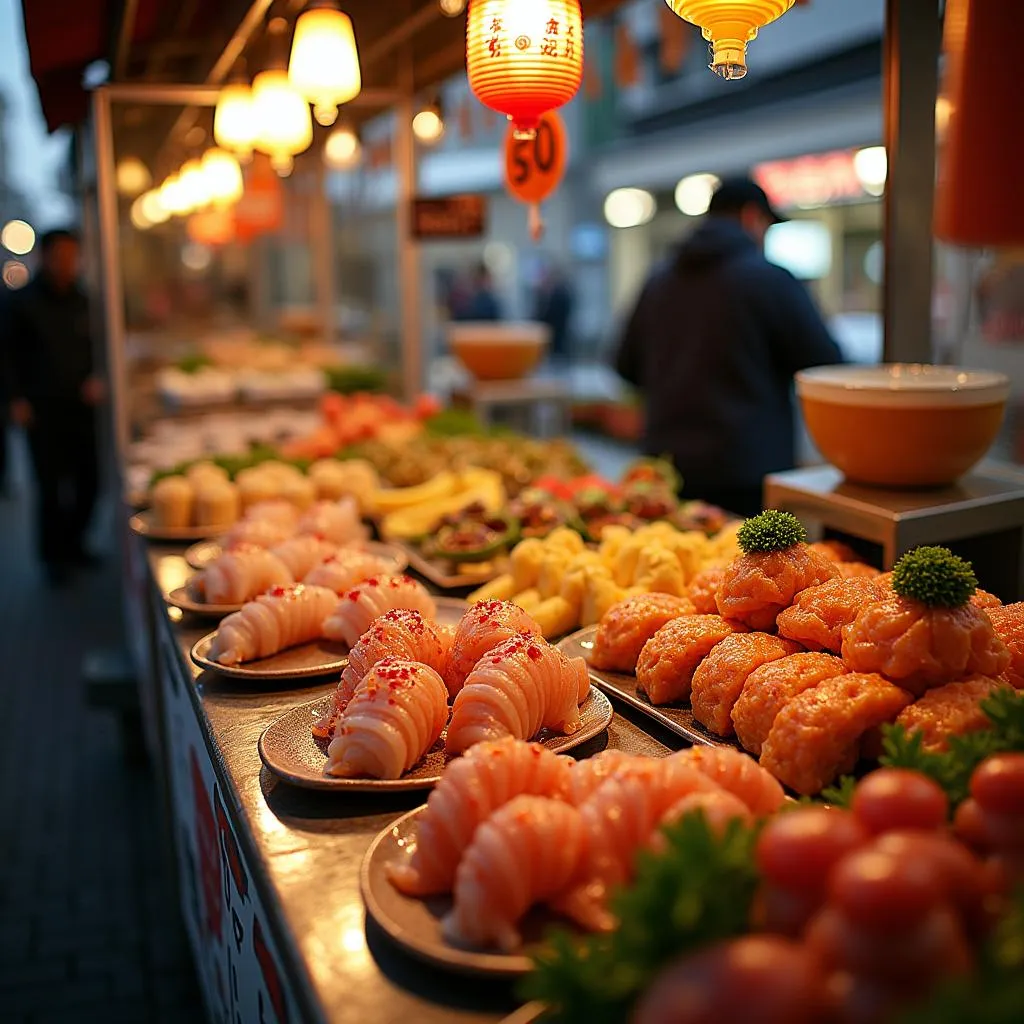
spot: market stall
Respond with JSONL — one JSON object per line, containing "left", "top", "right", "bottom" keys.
{"left": 18, "top": 0, "right": 1024, "bottom": 1022}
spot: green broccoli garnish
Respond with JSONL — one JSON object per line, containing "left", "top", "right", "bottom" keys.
{"left": 736, "top": 510, "right": 806, "bottom": 554}
{"left": 891, "top": 546, "right": 977, "bottom": 608}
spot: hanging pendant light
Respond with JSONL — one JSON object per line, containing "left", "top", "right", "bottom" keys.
{"left": 664, "top": 1, "right": 795, "bottom": 80}
{"left": 178, "top": 157, "right": 213, "bottom": 212}
{"left": 412, "top": 99, "right": 445, "bottom": 145}
{"left": 215, "top": 71, "right": 259, "bottom": 162}
{"left": 288, "top": 1, "right": 362, "bottom": 127}
{"left": 202, "top": 148, "right": 245, "bottom": 205}
{"left": 466, "top": 0, "right": 584, "bottom": 140}
{"left": 252, "top": 17, "right": 313, "bottom": 176}
{"left": 159, "top": 174, "right": 190, "bottom": 217}
{"left": 323, "top": 123, "right": 362, "bottom": 169}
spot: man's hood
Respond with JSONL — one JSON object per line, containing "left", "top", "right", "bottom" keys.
{"left": 672, "top": 216, "right": 759, "bottom": 271}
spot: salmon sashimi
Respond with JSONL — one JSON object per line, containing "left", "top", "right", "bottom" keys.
{"left": 223, "top": 516, "right": 293, "bottom": 551}
{"left": 635, "top": 615, "right": 747, "bottom": 706}
{"left": 244, "top": 499, "right": 301, "bottom": 528}
{"left": 590, "top": 593, "right": 696, "bottom": 673}
{"left": 842, "top": 597, "right": 1010, "bottom": 696}
{"left": 444, "top": 600, "right": 543, "bottom": 697}
{"left": 297, "top": 497, "right": 368, "bottom": 545}
{"left": 690, "top": 633, "right": 801, "bottom": 737}
{"left": 567, "top": 750, "right": 654, "bottom": 805}
{"left": 761, "top": 673, "right": 913, "bottom": 795}
{"left": 777, "top": 576, "right": 887, "bottom": 654}
{"left": 687, "top": 567, "right": 727, "bottom": 614}
{"left": 268, "top": 535, "right": 338, "bottom": 581}
{"left": 556, "top": 760, "right": 724, "bottom": 931}
{"left": 302, "top": 546, "right": 394, "bottom": 594}
{"left": 324, "top": 659, "right": 448, "bottom": 779}
{"left": 388, "top": 738, "right": 573, "bottom": 896}
{"left": 836, "top": 561, "right": 882, "bottom": 579}
{"left": 716, "top": 545, "right": 840, "bottom": 631}
{"left": 311, "top": 609, "right": 452, "bottom": 740}
{"left": 321, "top": 575, "right": 437, "bottom": 646}
{"left": 445, "top": 634, "right": 589, "bottom": 755}
{"left": 670, "top": 746, "right": 785, "bottom": 815}
{"left": 731, "top": 652, "right": 848, "bottom": 757}
{"left": 894, "top": 676, "right": 1010, "bottom": 752}
{"left": 200, "top": 545, "right": 294, "bottom": 605}
{"left": 808, "top": 540, "right": 861, "bottom": 563}
{"left": 210, "top": 584, "right": 338, "bottom": 665}
{"left": 442, "top": 796, "right": 586, "bottom": 951}
{"left": 652, "top": 789, "right": 754, "bottom": 848}
{"left": 986, "top": 602, "right": 1024, "bottom": 689}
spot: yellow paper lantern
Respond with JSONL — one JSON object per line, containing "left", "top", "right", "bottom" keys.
{"left": 467, "top": 0, "right": 584, "bottom": 140}
{"left": 252, "top": 68, "right": 314, "bottom": 176}
{"left": 288, "top": 2, "right": 362, "bottom": 127}
{"left": 202, "top": 148, "right": 244, "bottom": 205}
{"left": 214, "top": 81, "right": 258, "bottom": 162}
{"left": 664, "top": 0, "right": 796, "bottom": 80}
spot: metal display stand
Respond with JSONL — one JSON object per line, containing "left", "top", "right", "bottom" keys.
{"left": 765, "top": 464, "right": 1024, "bottom": 600}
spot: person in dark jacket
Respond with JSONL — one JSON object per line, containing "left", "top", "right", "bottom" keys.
{"left": 533, "top": 266, "right": 575, "bottom": 362}
{"left": 614, "top": 177, "right": 842, "bottom": 518}
{"left": 451, "top": 262, "right": 502, "bottom": 322}
{"left": 3, "top": 229, "right": 105, "bottom": 583}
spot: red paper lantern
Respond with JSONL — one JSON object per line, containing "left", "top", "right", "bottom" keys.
{"left": 467, "top": 0, "right": 584, "bottom": 139}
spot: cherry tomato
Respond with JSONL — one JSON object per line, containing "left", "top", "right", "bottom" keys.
{"left": 851, "top": 769, "right": 948, "bottom": 835}
{"left": 751, "top": 883, "right": 822, "bottom": 939}
{"left": 829, "top": 847, "right": 943, "bottom": 930}
{"left": 757, "top": 808, "right": 867, "bottom": 894}
{"left": 953, "top": 797, "right": 992, "bottom": 851}
{"left": 970, "top": 753, "right": 1024, "bottom": 816}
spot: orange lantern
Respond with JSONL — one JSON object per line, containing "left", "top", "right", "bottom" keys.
{"left": 466, "top": 0, "right": 584, "bottom": 140}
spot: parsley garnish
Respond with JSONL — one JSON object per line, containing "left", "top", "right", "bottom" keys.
{"left": 890, "top": 546, "right": 977, "bottom": 608}
{"left": 736, "top": 510, "right": 806, "bottom": 554}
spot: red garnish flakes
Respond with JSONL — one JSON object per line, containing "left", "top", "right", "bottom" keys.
{"left": 527, "top": 644, "right": 543, "bottom": 662}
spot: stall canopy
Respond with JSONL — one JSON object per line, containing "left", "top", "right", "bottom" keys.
{"left": 22, "top": 0, "right": 628, "bottom": 135}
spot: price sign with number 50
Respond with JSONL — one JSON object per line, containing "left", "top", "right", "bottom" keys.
{"left": 503, "top": 111, "right": 568, "bottom": 205}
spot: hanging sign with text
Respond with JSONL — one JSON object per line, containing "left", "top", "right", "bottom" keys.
{"left": 503, "top": 110, "right": 568, "bottom": 205}
{"left": 410, "top": 195, "right": 487, "bottom": 240}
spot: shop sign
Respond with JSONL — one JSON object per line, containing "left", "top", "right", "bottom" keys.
{"left": 755, "top": 150, "right": 866, "bottom": 210}
{"left": 159, "top": 629, "right": 296, "bottom": 1024}
{"left": 504, "top": 110, "right": 568, "bottom": 205}
{"left": 411, "top": 195, "right": 487, "bottom": 239}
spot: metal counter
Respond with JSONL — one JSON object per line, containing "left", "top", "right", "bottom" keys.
{"left": 143, "top": 545, "right": 683, "bottom": 1024}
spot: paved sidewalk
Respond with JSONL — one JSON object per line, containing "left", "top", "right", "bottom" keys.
{"left": 0, "top": 442, "right": 205, "bottom": 1023}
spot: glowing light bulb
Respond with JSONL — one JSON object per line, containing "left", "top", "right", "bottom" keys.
{"left": 201, "top": 148, "right": 244, "bottom": 205}
{"left": 214, "top": 81, "right": 258, "bottom": 161}
{"left": 323, "top": 125, "right": 362, "bottom": 169}
{"left": 412, "top": 105, "right": 445, "bottom": 145}
{"left": 1, "top": 220, "right": 36, "bottom": 255}
{"left": 116, "top": 157, "right": 151, "bottom": 196}
{"left": 674, "top": 173, "right": 720, "bottom": 216}
{"left": 252, "top": 68, "right": 313, "bottom": 176}
{"left": 288, "top": 2, "right": 362, "bottom": 127}
{"left": 604, "top": 188, "right": 656, "bottom": 229}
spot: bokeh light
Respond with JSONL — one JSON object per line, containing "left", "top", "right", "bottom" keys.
{"left": 2, "top": 220, "right": 36, "bottom": 255}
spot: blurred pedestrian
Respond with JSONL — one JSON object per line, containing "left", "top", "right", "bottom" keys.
{"left": 533, "top": 266, "right": 575, "bottom": 363}
{"left": 614, "top": 177, "right": 841, "bottom": 518}
{"left": 452, "top": 262, "right": 502, "bottom": 322}
{"left": 2, "top": 229, "right": 105, "bottom": 584}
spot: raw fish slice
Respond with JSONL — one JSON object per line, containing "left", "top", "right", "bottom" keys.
{"left": 269, "top": 535, "right": 338, "bottom": 580}
{"left": 443, "top": 796, "right": 586, "bottom": 952}
{"left": 590, "top": 593, "right": 695, "bottom": 673}
{"left": 716, "top": 545, "right": 839, "bottom": 631}
{"left": 445, "top": 600, "right": 543, "bottom": 696}
{"left": 445, "top": 634, "right": 589, "bottom": 755}
{"left": 670, "top": 746, "right": 786, "bottom": 815}
{"left": 568, "top": 750, "right": 653, "bottom": 805}
{"left": 761, "top": 673, "right": 913, "bottom": 795}
{"left": 223, "top": 517, "right": 293, "bottom": 551}
{"left": 297, "top": 498, "right": 369, "bottom": 545}
{"left": 635, "top": 615, "right": 747, "bottom": 705}
{"left": 321, "top": 576, "right": 436, "bottom": 646}
{"left": 311, "top": 610, "right": 452, "bottom": 740}
{"left": 244, "top": 500, "right": 301, "bottom": 528}
{"left": 324, "top": 659, "right": 448, "bottom": 779}
{"left": 303, "top": 547, "right": 393, "bottom": 594}
{"left": 556, "top": 760, "right": 724, "bottom": 931}
{"left": 690, "top": 633, "right": 801, "bottom": 737}
{"left": 777, "top": 576, "right": 887, "bottom": 654}
{"left": 200, "top": 545, "right": 294, "bottom": 605}
{"left": 209, "top": 584, "right": 338, "bottom": 665}
{"left": 652, "top": 789, "right": 754, "bottom": 848}
{"left": 731, "top": 652, "right": 847, "bottom": 757}
{"left": 388, "top": 738, "right": 573, "bottom": 896}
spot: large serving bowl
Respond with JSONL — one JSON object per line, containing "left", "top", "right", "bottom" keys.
{"left": 796, "top": 364, "right": 1010, "bottom": 487}
{"left": 448, "top": 322, "right": 550, "bottom": 381}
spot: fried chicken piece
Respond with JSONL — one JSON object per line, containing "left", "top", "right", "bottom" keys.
{"left": 760, "top": 673, "right": 912, "bottom": 796}
{"left": 895, "top": 676, "right": 1011, "bottom": 752}
{"left": 731, "top": 652, "right": 847, "bottom": 757}
{"left": 987, "top": 602, "right": 1024, "bottom": 689}
{"left": 690, "top": 633, "right": 801, "bottom": 738}
{"left": 590, "top": 593, "right": 695, "bottom": 674}
{"left": 636, "top": 615, "right": 747, "bottom": 706}
{"left": 716, "top": 545, "right": 839, "bottom": 632}
{"left": 842, "top": 597, "right": 1010, "bottom": 697}
{"left": 777, "top": 576, "right": 887, "bottom": 654}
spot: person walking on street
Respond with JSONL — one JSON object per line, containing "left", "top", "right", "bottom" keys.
{"left": 614, "top": 177, "right": 842, "bottom": 518}
{"left": 2, "top": 229, "right": 104, "bottom": 584}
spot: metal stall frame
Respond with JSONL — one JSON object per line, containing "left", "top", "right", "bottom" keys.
{"left": 91, "top": 80, "right": 411, "bottom": 465}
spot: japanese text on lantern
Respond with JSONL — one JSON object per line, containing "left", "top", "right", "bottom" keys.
{"left": 489, "top": 17, "right": 503, "bottom": 57}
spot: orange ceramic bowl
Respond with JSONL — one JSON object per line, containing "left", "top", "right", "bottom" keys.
{"left": 796, "top": 364, "right": 1010, "bottom": 487}
{"left": 448, "top": 322, "right": 550, "bottom": 381}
